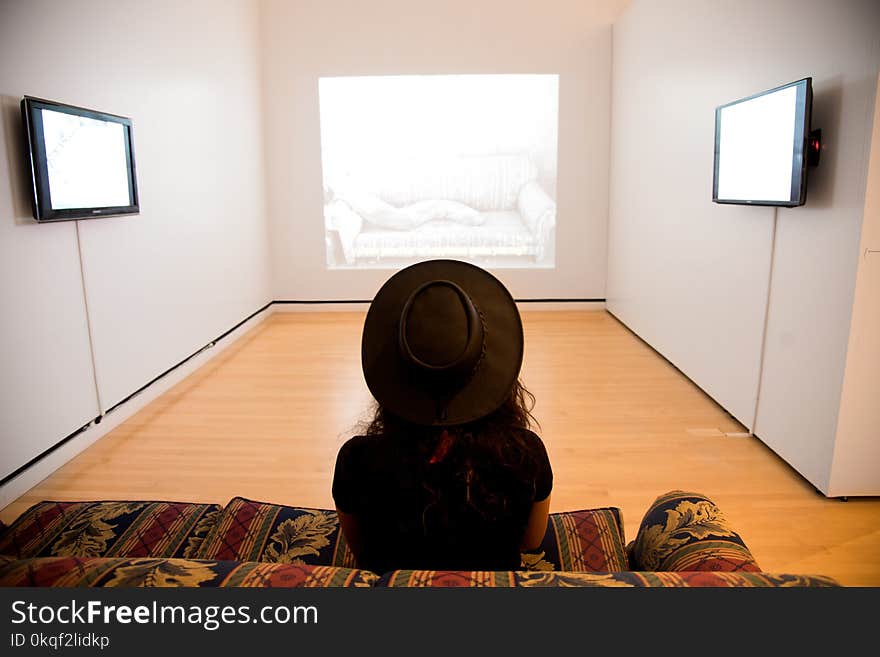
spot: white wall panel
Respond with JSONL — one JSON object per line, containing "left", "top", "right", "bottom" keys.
{"left": 260, "top": 0, "right": 629, "bottom": 301}
{"left": 827, "top": 74, "right": 880, "bottom": 497}
{"left": 0, "top": 0, "right": 272, "bottom": 482}
{"left": 0, "top": 4, "right": 103, "bottom": 481}
{"left": 608, "top": 1, "right": 777, "bottom": 427}
{"left": 0, "top": 212, "right": 99, "bottom": 481}
{"left": 68, "top": 0, "right": 273, "bottom": 409}
{"left": 750, "top": 2, "right": 880, "bottom": 494}
{"left": 610, "top": 0, "right": 880, "bottom": 494}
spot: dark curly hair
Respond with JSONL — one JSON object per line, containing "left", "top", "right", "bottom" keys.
{"left": 359, "top": 379, "right": 542, "bottom": 554}
{"left": 364, "top": 378, "right": 538, "bottom": 439}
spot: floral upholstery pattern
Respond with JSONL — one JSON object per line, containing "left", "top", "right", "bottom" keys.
{"left": 195, "top": 498, "right": 629, "bottom": 572}
{"left": 0, "top": 554, "right": 837, "bottom": 587}
{"left": 0, "top": 501, "right": 221, "bottom": 559}
{"left": 0, "top": 491, "right": 838, "bottom": 586}
{"left": 0, "top": 556, "right": 378, "bottom": 587}
{"left": 628, "top": 491, "right": 761, "bottom": 572}
{"left": 377, "top": 570, "right": 837, "bottom": 587}
{"left": 195, "top": 497, "right": 356, "bottom": 567}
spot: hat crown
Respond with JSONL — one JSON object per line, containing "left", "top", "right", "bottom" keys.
{"left": 399, "top": 280, "right": 484, "bottom": 380}
{"left": 361, "top": 259, "right": 522, "bottom": 427}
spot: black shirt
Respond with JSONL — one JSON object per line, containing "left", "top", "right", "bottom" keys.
{"left": 332, "top": 429, "right": 552, "bottom": 573}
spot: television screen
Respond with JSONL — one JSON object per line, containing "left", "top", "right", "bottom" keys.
{"left": 21, "top": 96, "right": 139, "bottom": 222}
{"left": 712, "top": 77, "right": 813, "bottom": 207}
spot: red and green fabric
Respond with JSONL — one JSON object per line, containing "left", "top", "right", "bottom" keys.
{"left": 0, "top": 492, "right": 770, "bottom": 578}
{"left": 195, "top": 497, "right": 355, "bottom": 567}
{"left": 0, "top": 501, "right": 221, "bottom": 559}
{"left": 522, "top": 507, "right": 629, "bottom": 571}
{"left": 0, "top": 555, "right": 377, "bottom": 587}
{"left": 379, "top": 570, "right": 519, "bottom": 587}
{"left": 197, "top": 497, "right": 630, "bottom": 572}
{"left": 628, "top": 490, "right": 761, "bottom": 572}
{"left": 377, "top": 569, "right": 836, "bottom": 587}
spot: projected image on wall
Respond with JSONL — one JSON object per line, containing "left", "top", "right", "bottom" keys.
{"left": 319, "top": 74, "right": 559, "bottom": 269}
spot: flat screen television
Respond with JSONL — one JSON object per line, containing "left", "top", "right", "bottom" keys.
{"left": 712, "top": 77, "right": 818, "bottom": 207}
{"left": 21, "top": 96, "right": 139, "bottom": 222}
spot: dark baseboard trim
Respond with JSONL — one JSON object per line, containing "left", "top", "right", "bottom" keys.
{"left": 515, "top": 298, "right": 605, "bottom": 303}
{"left": 275, "top": 298, "right": 606, "bottom": 304}
{"left": 604, "top": 308, "right": 747, "bottom": 430}
{"left": 0, "top": 421, "right": 93, "bottom": 488}
{"left": 103, "top": 301, "right": 273, "bottom": 416}
{"left": 274, "top": 299, "right": 372, "bottom": 304}
{"left": 0, "top": 301, "right": 273, "bottom": 488}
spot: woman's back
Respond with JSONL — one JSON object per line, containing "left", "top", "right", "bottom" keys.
{"left": 331, "top": 259, "right": 553, "bottom": 572}
{"left": 333, "top": 426, "right": 551, "bottom": 573}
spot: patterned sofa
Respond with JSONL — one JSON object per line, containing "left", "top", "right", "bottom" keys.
{"left": 324, "top": 154, "right": 556, "bottom": 268}
{"left": 0, "top": 490, "right": 837, "bottom": 588}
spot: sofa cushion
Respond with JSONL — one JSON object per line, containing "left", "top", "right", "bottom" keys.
{"left": 628, "top": 490, "right": 761, "bottom": 572}
{"left": 0, "top": 556, "right": 378, "bottom": 587}
{"left": 365, "top": 154, "right": 539, "bottom": 211}
{"left": 377, "top": 570, "right": 837, "bottom": 587}
{"left": 521, "top": 507, "right": 629, "bottom": 572}
{"left": 195, "top": 497, "right": 356, "bottom": 567}
{"left": 339, "top": 193, "right": 484, "bottom": 231}
{"left": 0, "top": 501, "right": 221, "bottom": 559}
{"left": 353, "top": 211, "right": 540, "bottom": 261}
{"left": 408, "top": 200, "right": 484, "bottom": 226}
{"left": 197, "top": 498, "right": 629, "bottom": 573}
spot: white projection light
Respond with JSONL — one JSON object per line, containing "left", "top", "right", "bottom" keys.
{"left": 41, "top": 108, "right": 131, "bottom": 210}
{"left": 716, "top": 86, "right": 796, "bottom": 203}
{"left": 319, "top": 74, "right": 559, "bottom": 269}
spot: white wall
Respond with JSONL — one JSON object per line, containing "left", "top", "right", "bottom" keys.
{"left": 0, "top": 0, "right": 272, "bottom": 477}
{"left": 828, "top": 73, "right": 880, "bottom": 497}
{"left": 752, "top": 1, "right": 880, "bottom": 494}
{"left": 609, "top": 1, "right": 778, "bottom": 426}
{"left": 609, "top": 0, "right": 880, "bottom": 494}
{"left": 260, "top": 0, "right": 628, "bottom": 301}
{"left": 0, "top": 136, "right": 99, "bottom": 480}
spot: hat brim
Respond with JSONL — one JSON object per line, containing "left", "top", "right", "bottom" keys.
{"left": 362, "top": 259, "right": 523, "bottom": 426}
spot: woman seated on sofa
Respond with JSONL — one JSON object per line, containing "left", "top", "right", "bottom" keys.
{"left": 332, "top": 259, "right": 552, "bottom": 574}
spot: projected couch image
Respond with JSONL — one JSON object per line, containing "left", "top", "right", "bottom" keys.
{"left": 319, "top": 74, "right": 559, "bottom": 269}
{"left": 324, "top": 154, "right": 556, "bottom": 268}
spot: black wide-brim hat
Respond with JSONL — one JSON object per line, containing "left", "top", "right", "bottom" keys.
{"left": 362, "top": 259, "right": 523, "bottom": 427}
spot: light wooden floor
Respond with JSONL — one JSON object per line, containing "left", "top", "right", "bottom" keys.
{"left": 3, "top": 310, "right": 878, "bottom": 586}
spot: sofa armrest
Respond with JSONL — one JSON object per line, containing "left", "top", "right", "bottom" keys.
{"left": 628, "top": 490, "right": 761, "bottom": 572}
{"left": 517, "top": 181, "right": 556, "bottom": 260}
{"left": 325, "top": 200, "right": 363, "bottom": 265}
